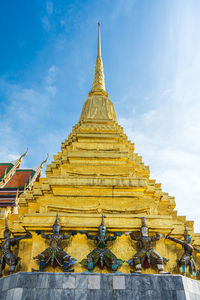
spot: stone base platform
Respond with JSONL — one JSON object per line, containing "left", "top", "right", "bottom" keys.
{"left": 0, "top": 272, "right": 200, "bottom": 300}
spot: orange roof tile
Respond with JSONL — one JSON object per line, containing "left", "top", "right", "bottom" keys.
{"left": 0, "top": 164, "right": 13, "bottom": 179}
{"left": 0, "top": 191, "right": 17, "bottom": 195}
{"left": 4, "top": 170, "right": 34, "bottom": 188}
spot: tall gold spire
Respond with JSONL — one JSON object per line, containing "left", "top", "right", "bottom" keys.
{"left": 80, "top": 22, "right": 116, "bottom": 122}
{"left": 89, "top": 22, "right": 107, "bottom": 96}
{"left": 98, "top": 21, "right": 101, "bottom": 57}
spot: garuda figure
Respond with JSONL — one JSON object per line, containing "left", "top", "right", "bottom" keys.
{"left": 34, "top": 214, "right": 77, "bottom": 272}
{"left": 80, "top": 215, "right": 124, "bottom": 272}
{"left": 166, "top": 226, "right": 200, "bottom": 277}
{"left": 0, "top": 218, "right": 31, "bottom": 276}
{"left": 127, "top": 217, "right": 166, "bottom": 273}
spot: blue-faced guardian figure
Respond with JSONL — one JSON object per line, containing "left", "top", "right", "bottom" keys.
{"left": 127, "top": 217, "right": 166, "bottom": 273}
{"left": 166, "top": 226, "right": 200, "bottom": 277}
{"left": 80, "top": 215, "right": 124, "bottom": 272}
{"left": 0, "top": 219, "right": 31, "bottom": 276}
{"left": 34, "top": 214, "right": 77, "bottom": 272}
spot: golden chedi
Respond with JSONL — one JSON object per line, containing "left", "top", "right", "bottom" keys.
{"left": 1, "top": 23, "right": 200, "bottom": 277}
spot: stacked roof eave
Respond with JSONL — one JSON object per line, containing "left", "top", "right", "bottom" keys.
{"left": 0, "top": 152, "right": 48, "bottom": 209}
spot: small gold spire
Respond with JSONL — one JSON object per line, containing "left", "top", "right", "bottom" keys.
{"left": 98, "top": 21, "right": 101, "bottom": 57}
{"left": 89, "top": 22, "right": 107, "bottom": 96}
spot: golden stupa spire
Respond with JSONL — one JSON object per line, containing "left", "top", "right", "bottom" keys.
{"left": 98, "top": 21, "right": 101, "bottom": 57}
{"left": 89, "top": 22, "right": 107, "bottom": 96}
{"left": 80, "top": 22, "right": 116, "bottom": 122}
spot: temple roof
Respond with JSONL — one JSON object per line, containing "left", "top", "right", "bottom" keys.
{"left": 0, "top": 153, "right": 48, "bottom": 208}
{"left": 4, "top": 169, "right": 35, "bottom": 189}
{"left": 0, "top": 149, "right": 28, "bottom": 188}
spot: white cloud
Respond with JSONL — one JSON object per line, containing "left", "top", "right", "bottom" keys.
{"left": 111, "top": 0, "right": 137, "bottom": 20}
{"left": 41, "top": 1, "right": 54, "bottom": 31}
{"left": 45, "top": 66, "right": 57, "bottom": 97}
{"left": 46, "top": 1, "right": 53, "bottom": 15}
{"left": 121, "top": 111, "right": 200, "bottom": 232}
{"left": 117, "top": 2, "right": 200, "bottom": 230}
{"left": 46, "top": 86, "right": 56, "bottom": 97}
{"left": 119, "top": 77, "right": 200, "bottom": 232}
{"left": 42, "top": 16, "right": 51, "bottom": 32}
{"left": 162, "top": 89, "right": 172, "bottom": 96}
{"left": 45, "top": 65, "right": 57, "bottom": 85}
{"left": 0, "top": 66, "right": 60, "bottom": 168}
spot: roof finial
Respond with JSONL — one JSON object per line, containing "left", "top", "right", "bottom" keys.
{"left": 20, "top": 148, "right": 28, "bottom": 162}
{"left": 89, "top": 22, "right": 107, "bottom": 97}
{"left": 40, "top": 153, "right": 49, "bottom": 169}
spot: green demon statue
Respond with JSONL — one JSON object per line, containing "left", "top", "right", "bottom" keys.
{"left": 0, "top": 218, "right": 31, "bottom": 276}
{"left": 166, "top": 225, "right": 200, "bottom": 277}
{"left": 80, "top": 215, "right": 124, "bottom": 272}
{"left": 127, "top": 217, "right": 167, "bottom": 273}
{"left": 34, "top": 214, "right": 77, "bottom": 272}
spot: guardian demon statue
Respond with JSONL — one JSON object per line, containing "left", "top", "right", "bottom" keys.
{"left": 0, "top": 218, "right": 31, "bottom": 276}
{"left": 80, "top": 215, "right": 124, "bottom": 272}
{"left": 166, "top": 225, "right": 200, "bottom": 277}
{"left": 127, "top": 217, "right": 167, "bottom": 273}
{"left": 34, "top": 214, "right": 77, "bottom": 272}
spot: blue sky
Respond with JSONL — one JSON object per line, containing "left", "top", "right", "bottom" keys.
{"left": 1, "top": 0, "right": 200, "bottom": 231}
